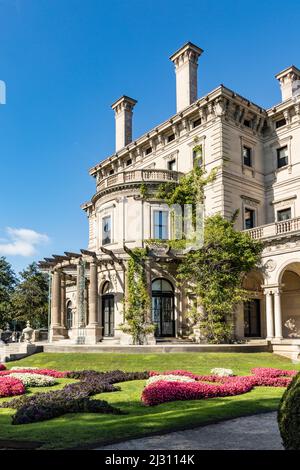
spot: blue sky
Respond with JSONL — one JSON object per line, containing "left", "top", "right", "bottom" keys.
{"left": 0, "top": 0, "right": 299, "bottom": 275}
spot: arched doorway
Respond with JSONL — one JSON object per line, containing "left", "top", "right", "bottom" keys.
{"left": 101, "top": 281, "right": 114, "bottom": 337}
{"left": 152, "top": 278, "right": 175, "bottom": 337}
{"left": 279, "top": 263, "right": 300, "bottom": 338}
{"left": 66, "top": 301, "right": 73, "bottom": 330}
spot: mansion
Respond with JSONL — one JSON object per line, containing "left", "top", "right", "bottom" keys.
{"left": 40, "top": 42, "right": 300, "bottom": 348}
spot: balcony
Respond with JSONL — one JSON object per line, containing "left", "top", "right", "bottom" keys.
{"left": 97, "top": 168, "right": 182, "bottom": 192}
{"left": 245, "top": 217, "right": 300, "bottom": 240}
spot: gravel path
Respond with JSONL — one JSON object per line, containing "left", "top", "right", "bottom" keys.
{"left": 97, "top": 412, "right": 283, "bottom": 450}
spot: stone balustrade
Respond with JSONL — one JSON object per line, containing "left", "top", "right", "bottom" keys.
{"left": 97, "top": 169, "right": 182, "bottom": 192}
{"left": 245, "top": 216, "right": 300, "bottom": 240}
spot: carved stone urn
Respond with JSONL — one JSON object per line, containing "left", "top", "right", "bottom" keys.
{"left": 22, "top": 321, "right": 34, "bottom": 344}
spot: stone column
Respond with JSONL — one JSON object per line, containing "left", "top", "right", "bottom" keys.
{"left": 60, "top": 274, "right": 66, "bottom": 329}
{"left": 50, "top": 270, "right": 65, "bottom": 341}
{"left": 86, "top": 261, "right": 102, "bottom": 344}
{"left": 265, "top": 290, "right": 274, "bottom": 340}
{"left": 274, "top": 288, "right": 283, "bottom": 340}
{"left": 76, "top": 263, "right": 85, "bottom": 328}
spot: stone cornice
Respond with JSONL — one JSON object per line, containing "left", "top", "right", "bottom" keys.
{"left": 90, "top": 85, "right": 268, "bottom": 177}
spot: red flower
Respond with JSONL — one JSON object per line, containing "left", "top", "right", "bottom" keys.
{"left": 0, "top": 364, "right": 6, "bottom": 371}
{"left": 0, "top": 368, "right": 67, "bottom": 378}
{"left": 0, "top": 377, "right": 25, "bottom": 398}
{"left": 142, "top": 367, "right": 297, "bottom": 406}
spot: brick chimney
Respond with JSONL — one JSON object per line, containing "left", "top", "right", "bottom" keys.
{"left": 111, "top": 95, "right": 137, "bottom": 152}
{"left": 170, "top": 42, "right": 203, "bottom": 112}
{"left": 275, "top": 65, "right": 300, "bottom": 102}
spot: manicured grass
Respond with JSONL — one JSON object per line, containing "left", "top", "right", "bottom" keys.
{"left": 0, "top": 352, "right": 299, "bottom": 449}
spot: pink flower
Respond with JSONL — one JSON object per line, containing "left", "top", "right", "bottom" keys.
{"left": 0, "top": 376, "right": 25, "bottom": 398}
{"left": 0, "top": 368, "right": 67, "bottom": 378}
{"left": 142, "top": 367, "right": 297, "bottom": 406}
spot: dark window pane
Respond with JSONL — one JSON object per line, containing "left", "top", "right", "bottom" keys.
{"left": 276, "top": 118, "right": 286, "bottom": 129}
{"left": 168, "top": 159, "right": 176, "bottom": 171}
{"left": 277, "top": 146, "right": 288, "bottom": 168}
{"left": 243, "top": 146, "right": 252, "bottom": 167}
{"left": 244, "top": 208, "right": 255, "bottom": 229}
{"left": 193, "top": 118, "right": 202, "bottom": 128}
{"left": 145, "top": 147, "right": 152, "bottom": 155}
{"left": 167, "top": 134, "right": 175, "bottom": 143}
{"left": 277, "top": 208, "right": 291, "bottom": 221}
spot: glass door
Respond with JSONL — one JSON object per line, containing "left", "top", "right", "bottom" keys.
{"left": 244, "top": 299, "right": 261, "bottom": 337}
{"left": 152, "top": 293, "right": 175, "bottom": 337}
{"left": 102, "top": 295, "right": 114, "bottom": 337}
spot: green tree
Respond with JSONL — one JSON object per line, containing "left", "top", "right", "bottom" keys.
{"left": 178, "top": 214, "right": 263, "bottom": 343}
{"left": 11, "top": 262, "right": 49, "bottom": 329}
{"left": 0, "top": 257, "right": 17, "bottom": 327}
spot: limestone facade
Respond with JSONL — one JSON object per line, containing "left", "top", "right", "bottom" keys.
{"left": 41, "top": 42, "right": 300, "bottom": 345}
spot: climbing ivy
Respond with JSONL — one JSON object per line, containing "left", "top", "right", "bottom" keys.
{"left": 120, "top": 248, "right": 155, "bottom": 344}
{"left": 177, "top": 213, "right": 263, "bottom": 343}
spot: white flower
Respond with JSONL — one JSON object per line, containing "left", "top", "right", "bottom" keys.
{"left": 9, "top": 373, "right": 57, "bottom": 387}
{"left": 210, "top": 368, "right": 234, "bottom": 377}
{"left": 10, "top": 366, "right": 39, "bottom": 370}
{"left": 146, "top": 374, "right": 196, "bottom": 386}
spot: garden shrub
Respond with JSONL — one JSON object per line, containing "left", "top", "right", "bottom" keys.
{"left": 278, "top": 370, "right": 300, "bottom": 450}
{"left": 0, "top": 364, "right": 6, "bottom": 371}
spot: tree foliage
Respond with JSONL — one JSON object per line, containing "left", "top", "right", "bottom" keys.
{"left": 0, "top": 257, "right": 17, "bottom": 327}
{"left": 10, "top": 263, "right": 49, "bottom": 329}
{"left": 178, "top": 214, "right": 263, "bottom": 343}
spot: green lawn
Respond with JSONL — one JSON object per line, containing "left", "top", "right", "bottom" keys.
{"left": 0, "top": 352, "right": 298, "bottom": 449}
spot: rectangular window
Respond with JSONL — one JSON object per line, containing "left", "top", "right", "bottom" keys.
{"left": 153, "top": 210, "right": 168, "bottom": 240}
{"left": 244, "top": 208, "right": 255, "bottom": 229}
{"left": 193, "top": 118, "right": 202, "bottom": 128}
{"left": 168, "top": 159, "right": 176, "bottom": 171}
{"left": 244, "top": 119, "right": 251, "bottom": 128}
{"left": 193, "top": 145, "right": 203, "bottom": 167}
{"left": 277, "top": 146, "right": 288, "bottom": 169}
{"left": 109, "top": 169, "right": 114, "bottom": 175}
{"left": 243, "top": 146, "right": 252, "bottom": 167}
{"left": 145, "top": 146, "right": 152, "bottom": 155}
{"left": 167, "top": 133, "right": 175, "bottom": 143}
{"left": 126, "top": 158, "right": 132, "bottom": 166}
{"left": 275, "top": 118, "right": 286, "bottom": 129}
{"left": 102, "top": 216, "right": 112, "bottom": 245}
{"left": 277, "top": 208, "right": 291, "bottom": 221}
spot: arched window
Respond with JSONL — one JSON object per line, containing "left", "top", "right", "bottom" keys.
{"left": 151, "top": 278, "right": 174, "bottom": 337}
{"left": 152, "top": 278, "right": 174, "bottom": 293}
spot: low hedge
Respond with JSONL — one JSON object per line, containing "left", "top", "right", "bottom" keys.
{"left": 278, "top": 370, "right": 300, "bottom": 449}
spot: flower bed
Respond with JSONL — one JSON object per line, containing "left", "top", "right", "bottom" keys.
{"left": 146, "top": 374, "right": 196, "bottom": 386}
{"left": 1, "top": 369, "right": 149, "bottom": 424}
{"left": 142, "top": 367, "right": 297, "bottom": 406}
{"left": 0, "top": 368, "right": 66, "bottom": 378}
{"left": 9, "top": 373, "right": 57, "bottom": 387}
{"left": 210, "top": 368, "right": 234, "bottom": 377}
{"left": 0, "top": 377, "right": 25, "bottom": 398}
